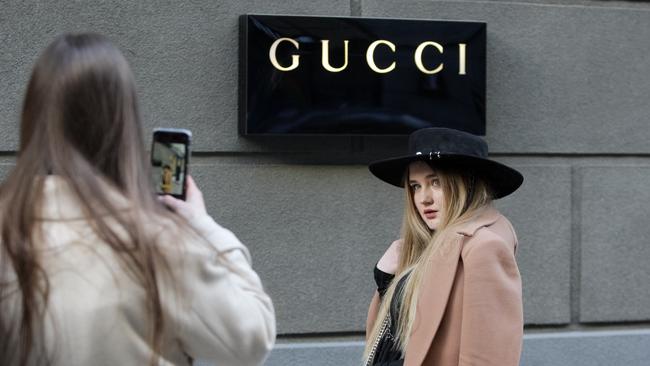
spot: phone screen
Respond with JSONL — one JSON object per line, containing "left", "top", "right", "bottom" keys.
{"left": 151, "top": 129, "right": 191, "bottom": 200}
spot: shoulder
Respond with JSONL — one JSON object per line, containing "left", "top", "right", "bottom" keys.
{"left": 150, "top": 215, "right": 250, "bottom": 266}
{"left": 377, "top": 238, "right": 403, "bottom": 274}
{"left": 380, "top": 238, "right": 403, "bottom": 256}
{"left": 461, "top": 214, "right": 518, "bottom": 261}
{"left": 386, "top": 238, "right": 404, "bottom": 257}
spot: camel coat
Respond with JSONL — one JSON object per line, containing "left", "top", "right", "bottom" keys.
{"left": 366, "top": 206, "right": 523, "bottom": 366}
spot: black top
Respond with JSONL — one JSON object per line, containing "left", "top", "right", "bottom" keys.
{"left": 371, "top": 266, "right": 410, "bottom": 366}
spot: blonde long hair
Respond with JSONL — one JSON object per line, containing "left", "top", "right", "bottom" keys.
{"left": 364, "top": 163, "right": 493, "bottom": 360}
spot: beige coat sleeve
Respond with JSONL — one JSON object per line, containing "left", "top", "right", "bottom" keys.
{"left": 165, "top": 214, "right": 276, "bottom": 366}
{"left": 458, "top": 234, "right": 523, "bottom": 366}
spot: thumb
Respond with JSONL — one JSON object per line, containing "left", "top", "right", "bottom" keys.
{"left": 159, "top": 194, "right": 183, "bottom": 212}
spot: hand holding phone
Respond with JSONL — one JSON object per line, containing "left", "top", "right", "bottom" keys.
{"left": 151, "top": 128, "right": 192, "bottom": 200}
{"left": 159, "top": 175, "right": 207, "bottom": 220}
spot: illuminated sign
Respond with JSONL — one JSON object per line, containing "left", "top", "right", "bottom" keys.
{"left": 239, "top": 15, "right": 486, "bottom": 135}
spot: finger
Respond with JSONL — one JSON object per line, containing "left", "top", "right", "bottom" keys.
{"left": 159, "top": 194, "right": 182, "bottom": 211}
{"left": 186, "top": 176, "right": 205, "bottom": 207}
{"left": 186, "top": 175, "right": 198, "bottom": 192}
{"left": 185, "top": 176, "right": 200, "bottom": 200}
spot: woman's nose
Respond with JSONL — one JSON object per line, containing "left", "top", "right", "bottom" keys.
{"left": 421, "top": 188, "right": 434, "bottom": 205}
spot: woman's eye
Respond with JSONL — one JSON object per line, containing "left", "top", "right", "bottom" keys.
{"left": 431, "top": 178, "right": 440, "bottom": 187}
{"left": 410, "top": 184, "right": 421, "bottom": 191}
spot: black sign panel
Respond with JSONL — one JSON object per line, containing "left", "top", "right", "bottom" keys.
{"left": 239, "top": 15, "right": 486, "bottom": 135}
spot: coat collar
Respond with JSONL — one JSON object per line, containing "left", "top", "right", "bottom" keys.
{"left": 37, "top": 175, "right": 131, "bottom": 221}
{"left": 455, "top": 205, "right": 501, "bottom": 237}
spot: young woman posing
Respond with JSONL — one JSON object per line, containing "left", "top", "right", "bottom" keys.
{"left": 365, "top": 127, "right": 524, "bottom": 366}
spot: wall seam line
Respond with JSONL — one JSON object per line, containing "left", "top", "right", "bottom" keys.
{"left": 570, "top": 165, "right": 582, "bottom": 325}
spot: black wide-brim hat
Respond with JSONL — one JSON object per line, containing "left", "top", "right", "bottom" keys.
{"left": 369, "top": 127, "right": 523, "bottom": 199}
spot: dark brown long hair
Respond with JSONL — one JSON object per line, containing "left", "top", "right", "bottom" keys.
{"left": 0, "top": 33, "right": 178, "bottom": 366}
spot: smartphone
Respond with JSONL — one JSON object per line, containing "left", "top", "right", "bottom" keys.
{"left": 151, "top": 128, "right": 192, "bottom": 200}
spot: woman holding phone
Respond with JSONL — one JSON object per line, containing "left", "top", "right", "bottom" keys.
{"left": 364, "top": 127, "right": 524, "bottom": 366}
{"left": 0, "top": 33, "right": 275, "bottom": 366}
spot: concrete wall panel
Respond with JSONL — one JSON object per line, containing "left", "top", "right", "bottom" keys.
{"left": 580, "top": 166, "right": 650, "bottom": 322}
{"left": 192, "top": 163, "right": 403, "bottom": 334}
{"left": 497, "top": 163, "right": 572, "bottom": 324}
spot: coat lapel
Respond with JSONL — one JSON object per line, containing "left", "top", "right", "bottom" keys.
{"left": 403, "top": 234, "right": 463, "bottom": 366}
{"left": 403, "top": 206, "right": 501, "bottom": 366}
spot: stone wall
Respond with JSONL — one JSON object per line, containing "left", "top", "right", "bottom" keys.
{"left": 1, "top": 1, "right": 649, "bottom": 364}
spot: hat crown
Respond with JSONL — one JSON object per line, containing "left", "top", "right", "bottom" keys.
{"left": 408, "top": 127, "right": 488, "bottom": 158}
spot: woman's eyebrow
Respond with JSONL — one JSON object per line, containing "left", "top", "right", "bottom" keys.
{"left": 409, "top": 174, "right": 437, "bottom": 183}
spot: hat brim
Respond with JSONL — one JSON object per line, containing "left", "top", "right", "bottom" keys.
{"left": 369, "top": 154, "right": 523, "bottom": 199}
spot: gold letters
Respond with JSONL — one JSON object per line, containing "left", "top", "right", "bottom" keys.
{"left": 459, "top": 43, "right": 466, "bottom": 75}
{"left": 366, "top": 40, "right": 396, "bottom": 74}
{"left": 414, "top": 41, "right": 444, "bottom": 74}
{"left": 269, "top": 38, "right": 300, "bottom": 71}
{"left": 269, "top": 38, "right": 468, "bottom": 75}
{"left": 321, "top": 40, "right": 349, "bottom": 72}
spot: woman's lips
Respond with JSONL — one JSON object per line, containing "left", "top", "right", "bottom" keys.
{"left": 424, "top": 210, "right": 437, "bottom": 219}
